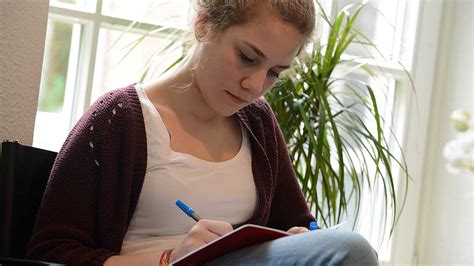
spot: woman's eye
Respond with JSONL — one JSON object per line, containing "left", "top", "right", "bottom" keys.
{"left": 269, "top": 70, "right": 280, "bottom": 78}
{"left": 240, "top": 52, "right": 255, "bottom": 64}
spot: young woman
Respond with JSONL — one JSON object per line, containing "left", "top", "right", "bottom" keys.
{"left": 27, "top": 1, "right": 378, "bottom": 265}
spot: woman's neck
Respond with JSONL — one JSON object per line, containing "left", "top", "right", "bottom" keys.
{"left": 145, "top": 50, "right": 227, "bottom": 125}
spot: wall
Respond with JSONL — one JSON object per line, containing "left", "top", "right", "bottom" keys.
{"left": 416, "top": 0, "right": 473, "bottom": 264}
{"left": 0, "top": 0, "right": 49, "bottom": 145}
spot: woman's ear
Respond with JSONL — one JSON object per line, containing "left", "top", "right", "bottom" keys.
{"left": 194, "top": 11, "right": 211, "bottom": 41}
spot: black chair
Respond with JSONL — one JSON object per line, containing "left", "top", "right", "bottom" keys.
{"left": 0, "top": 140, "right": 64, "bottom": 265}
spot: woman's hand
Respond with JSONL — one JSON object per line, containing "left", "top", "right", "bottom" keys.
{"left": 169, "top": 219, "right": 233, "bottom": 263}
{"left": 287, "top": 226, "right": 309, "bottom": 235}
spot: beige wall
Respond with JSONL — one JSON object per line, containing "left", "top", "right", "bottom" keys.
{"left": 0, "top": 0, "right": 49, "bottom": 146}
{"left": 416, "top": 0, "right": 473, "bottom": 264}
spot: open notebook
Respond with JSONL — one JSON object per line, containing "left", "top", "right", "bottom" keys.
{"left": 171, "top": 224, "right": 290, "bottom": 265}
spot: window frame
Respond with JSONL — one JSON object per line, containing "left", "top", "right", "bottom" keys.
{"left": 47, "top": 0, "right": 188, "bottom": 127}
{"left": 384, "top": 0, "right": 445, "bottom": 265}
{"left": 315, "top": 0, "right": 420, "bottom": 260}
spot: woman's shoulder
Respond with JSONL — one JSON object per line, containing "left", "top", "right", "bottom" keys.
{"left": 88, "top": 83, "right": 141, "bottom": 116}
{"left": 243, "top": 97, "right": 273, "bottom": 117}
{"left": 239, "top": 97, "right": 279, "bottom": 138}
{"left": 68, "top": 83, "right": 144, "bottom": 140}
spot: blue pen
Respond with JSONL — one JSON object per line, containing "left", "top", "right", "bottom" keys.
{"left": 309, "top": 221, "right": 318, "bottom": 230}
{"left": 176, "top": 200, "right": 202, "bottom": 222}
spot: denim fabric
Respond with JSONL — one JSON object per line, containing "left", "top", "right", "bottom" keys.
{"left": 206, "top": 230, "right": 379, "bottom": 266}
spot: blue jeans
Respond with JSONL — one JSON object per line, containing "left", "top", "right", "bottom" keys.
{"left": 206, "top": 230, "right": 379, "bottom": 266}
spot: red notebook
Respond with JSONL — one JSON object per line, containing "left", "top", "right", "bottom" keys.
{"left": 171, "top": 224, "right": 290, "bottom": 266}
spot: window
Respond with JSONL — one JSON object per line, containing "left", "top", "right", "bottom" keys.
{"left": 314, "top": 0, "right": 420, "bottom": 262}
{"left": 33, "top": 0, "right": 421, "bottom": 263}
{"left": 33, "top": 0, "right": 190, "bottom": 151}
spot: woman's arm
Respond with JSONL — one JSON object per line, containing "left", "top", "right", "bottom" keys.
{"left": 104, "top": 219, "right": 232, "bottom": 265}
{"left": 27, "top": 88, "right": 143, "bottom": 265}
{"left": 104, "top": 251, "right": 162, "bottom": 266}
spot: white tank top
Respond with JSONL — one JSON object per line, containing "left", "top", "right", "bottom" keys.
{"left": 120, "top": 85, "right": 257, "bottom": 255}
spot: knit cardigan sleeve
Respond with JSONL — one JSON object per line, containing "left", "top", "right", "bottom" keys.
{"left": 259, "top": 101, "right": 315, "bottom": 230}
{"left": 27, "top": 87, "right": 147, "bottom": 265}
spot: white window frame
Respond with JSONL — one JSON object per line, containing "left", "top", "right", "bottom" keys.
{"left": 385, "top": 1, "right": 445, "bottom": 265}
{"left": 45, "top": 0, "right": 190, "bottom": 128}
{"left": 316, "top": 0, "right": 425, "bottom": 263}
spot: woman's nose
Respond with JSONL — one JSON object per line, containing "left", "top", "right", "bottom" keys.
{"left": 241, "top": 69, "right": 267, "bottom": 95}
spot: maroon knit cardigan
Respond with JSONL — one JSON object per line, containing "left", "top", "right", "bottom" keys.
{"left": 27, "top": 84, "right": 314, "bottom": 265}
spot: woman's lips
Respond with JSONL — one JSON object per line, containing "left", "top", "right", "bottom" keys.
{"left": 226, "top": 91, "right": 248, "bottom": 105}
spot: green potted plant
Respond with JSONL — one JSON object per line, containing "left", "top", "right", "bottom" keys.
{"left": 265, "top": 2, "right": 409, "bottom": 235}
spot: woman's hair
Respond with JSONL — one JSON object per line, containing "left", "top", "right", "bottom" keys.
{"left": 194, "top": 0, "right": 316, "bottom": 44}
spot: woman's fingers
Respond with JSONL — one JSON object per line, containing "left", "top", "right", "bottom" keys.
{"left": 199, "top": 219, "right": 234, "bottom": 236}
{"left": 190, "top": 219, "right": 233, "bottom": 243}
{"left": 188, "top": 221, "right": 223, "bottom": 243}
{"left": 287, "top": 226, "right": 309, "bottom": 234}
{"left": 170, "top": 219, "right": 234, "bottom": 263}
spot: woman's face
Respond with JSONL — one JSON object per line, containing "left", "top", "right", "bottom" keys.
{"left": 193, "top": 10, "right": 304, "bottom": 117}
